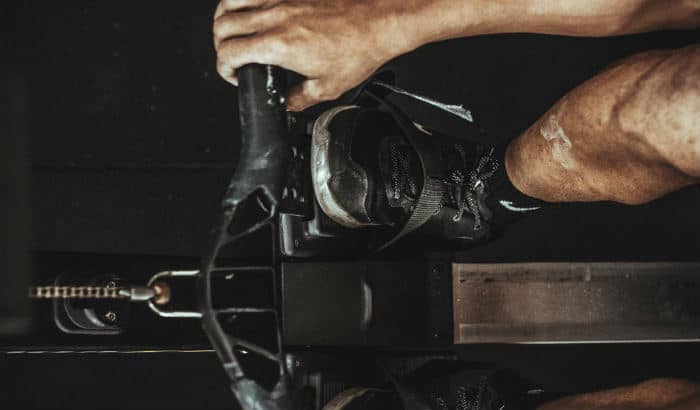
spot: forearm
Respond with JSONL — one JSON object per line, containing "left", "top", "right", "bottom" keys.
{"left": 212, "top": 0, "right": 699, "bottom": 110}
{"left": 395, "top": 0, "right": 700, "bottom": 51}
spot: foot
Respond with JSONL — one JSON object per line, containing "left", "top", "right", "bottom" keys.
{"left": 322, "top": 361, "right": 543, "bottom": 410}
{"left": 311, "top": 104, "right": 499, "bottom": 247}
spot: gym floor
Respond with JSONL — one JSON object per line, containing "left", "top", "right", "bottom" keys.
{"left": 1, "top": 1, "right": 698, "bottom": 409}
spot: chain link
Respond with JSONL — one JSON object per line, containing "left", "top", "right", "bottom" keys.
{"left": 29, "top": 286, "right": 128, "bottom": 299}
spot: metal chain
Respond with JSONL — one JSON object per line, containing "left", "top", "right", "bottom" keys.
{"left": 29, "top": 286, "right": 128, "bottom": 299}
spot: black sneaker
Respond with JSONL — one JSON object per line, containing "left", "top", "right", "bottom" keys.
{"left": 322, "top": 361, "right": 545, "bottom": 410}
{"left": 311, "top": 100, "right": 499, "bottom": 250}
{"left": 394, "top": 361, "right": 545, "bottom": 410}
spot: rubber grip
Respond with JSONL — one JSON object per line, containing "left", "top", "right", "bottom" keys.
{"left": 224, "top": 64, "right": 288, "bottom": 209}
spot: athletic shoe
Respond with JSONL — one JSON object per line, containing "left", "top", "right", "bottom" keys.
{"left": 311, "top": 101, "right": 498, "bottom": 249}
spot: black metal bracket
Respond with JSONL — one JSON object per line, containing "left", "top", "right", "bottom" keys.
{"left": 52, "top": 273, "right": 128, "bottom": 335}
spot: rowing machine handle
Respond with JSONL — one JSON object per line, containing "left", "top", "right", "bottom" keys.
{"left": 224, "top": 64, "right": 288, "bottom": 212}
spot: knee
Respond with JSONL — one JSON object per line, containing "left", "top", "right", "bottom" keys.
{"left": 663, "top": 52, "right": 700, "bottom": 176}
{"left": 619, "top": 45, "right": 700, "bottom": 177}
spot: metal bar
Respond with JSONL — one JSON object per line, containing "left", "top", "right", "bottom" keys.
{"left": 215, "top": 307, "right": 276, "bottom": 315}
{"left": 453, "top": 262, "right": 700, "bottom": 344}
{"left": 145, "top": 267, "right": 273, "bottom": 318}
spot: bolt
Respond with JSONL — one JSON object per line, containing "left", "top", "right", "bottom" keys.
{"left": 104, "top": 311, "right": 117, "bottom": 322}
{"left": 151, "top": 281, "right": 171, "bottom": 306}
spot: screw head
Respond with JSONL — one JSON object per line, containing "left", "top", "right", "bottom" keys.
{"left": 104, "top": 311, "right": 117, "bottom": 322}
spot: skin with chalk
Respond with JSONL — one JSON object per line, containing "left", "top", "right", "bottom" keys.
{"left": 540, "top": 100, "right": 575, "bottom": 170}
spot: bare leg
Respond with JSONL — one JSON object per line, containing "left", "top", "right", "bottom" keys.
{"left": 506, "top": 45, "right": 700, "bottom": 205}
{"left": 538, "top": 378, "right": 700, "bottom": 410}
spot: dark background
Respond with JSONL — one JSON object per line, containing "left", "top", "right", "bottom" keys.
{"left": 1, "top": 1, "right": 699, "bottom": 409}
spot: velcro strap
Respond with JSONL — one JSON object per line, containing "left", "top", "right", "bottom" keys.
{"left": 377, "top": 177, "right": 445, "bottom": 251}
{"left": 364, "top": 87, "right": 450, "bottom": 251}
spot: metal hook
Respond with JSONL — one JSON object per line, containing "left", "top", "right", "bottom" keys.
{"left": 146, "top": 270, "right": 203, "bottom": 318}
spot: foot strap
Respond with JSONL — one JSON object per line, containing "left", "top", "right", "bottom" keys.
{"left": 372, "top": 80, "right": 473, "bottom": 123}
{"left": 377, "top": 177, "right": 445, "bottom": 251}
{"left": 364, "top": 87, "right": 452, "bottom": 251}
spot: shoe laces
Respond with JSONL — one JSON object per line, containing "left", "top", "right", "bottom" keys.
{"left": 389, "top": 144, "right": 499, "bottom": 232}
{"left": 427, "top": 376, "right": 489, "bottom": 410}
{"left": 443, "top": 147, "right": 499, "bottom": 231}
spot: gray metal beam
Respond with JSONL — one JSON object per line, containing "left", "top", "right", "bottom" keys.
{"left": 453, "top": 262, "right": 700, "bottom": 343}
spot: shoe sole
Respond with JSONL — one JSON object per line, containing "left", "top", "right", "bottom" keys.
{"left": 322, "top": 387, "right": 389, "bottom": 410}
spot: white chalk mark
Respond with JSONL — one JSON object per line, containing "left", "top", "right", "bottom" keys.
{"left": 540, "top": 103, "right": 575, "bottom": 170}
{"left": 499, "top": 200, "right": 541, "bottom": 212}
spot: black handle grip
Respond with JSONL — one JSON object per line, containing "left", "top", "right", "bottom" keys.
{"left": 224, "top": 64, "right": 288, "bottom": 210}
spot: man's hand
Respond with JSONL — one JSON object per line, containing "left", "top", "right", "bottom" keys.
{"left": 213, "top": 0, "right": 415, "bottom": 111}
{"left": 213, "top": 0, "right": 700, "bottom": 111}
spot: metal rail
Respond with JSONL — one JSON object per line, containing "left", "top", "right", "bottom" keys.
{"left": 453, "top": 262, "right": 700, "bottom": 344}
